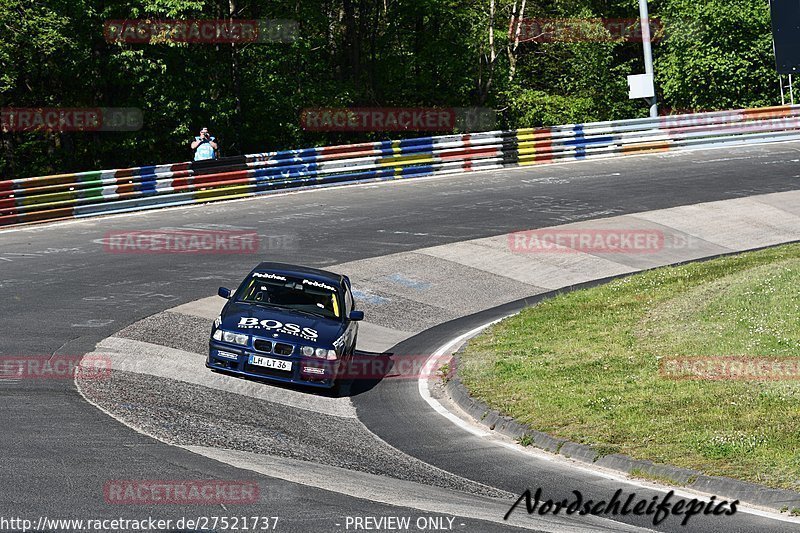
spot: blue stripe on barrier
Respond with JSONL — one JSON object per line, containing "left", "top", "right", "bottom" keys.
{"left": 136, "top": 166, "right": 157, "bottom": 177}
{"left": 399, "top": 137, "right": 435, "bottom": 149}
{"left": 270, "top": 148, "right": 319, "bottom": 162}
{"left": 137, "top": 174, "right": 158, "bottom": 195}
{"left": 374, "top": 141, "right": 390, "bottom": 156}
{"left": 564, "top": 125, "right": 614, "bottom": 160}
{"left": 399, "top": 164, "right": 434, "bottom": 176}
{"left": 401, "top": 141, "right": 435, "bottom": 154}
{"left": 252, "top": 163, "right": 319, "bottom": 181}
{"left": 573, "top": 125, "right": 586, "bottom": 159}
{"left": 562, "top": 136, "right": 615, "bottom": 146}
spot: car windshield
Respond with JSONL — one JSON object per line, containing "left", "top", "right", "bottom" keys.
{"left": 237, "top": 272, "right": 342, "bottom": 320}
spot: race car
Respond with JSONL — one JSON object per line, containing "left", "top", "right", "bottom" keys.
{"left": 206, "top": 262, "right": 363, "bottom": 389}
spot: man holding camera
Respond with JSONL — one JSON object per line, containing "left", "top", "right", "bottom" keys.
{"left": 191, "top": 127, "right": 218, "bottom": 161}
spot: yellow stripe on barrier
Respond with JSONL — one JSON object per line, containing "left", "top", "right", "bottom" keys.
{"left": 516, "top": 131, "right": 554, "bottom": 142}
{"left": 193, "top": 184, "right": 255, "bottom": 202}
{"left": 18, "top": 190, "right": 79, "bottom": 208}
{"left": 517, "top": 145, "right": 550, "bottom": 156}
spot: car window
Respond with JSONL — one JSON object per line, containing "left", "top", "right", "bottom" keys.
{"left": 237, "top": 274, "right": 342, "bottom": 320}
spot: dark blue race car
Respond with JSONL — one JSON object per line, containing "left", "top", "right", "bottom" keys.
{"left": 206, "top": 262, "right": 364, "bottom": 389}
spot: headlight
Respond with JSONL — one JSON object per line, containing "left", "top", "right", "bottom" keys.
{"left": 302, "top": 346, "right": 338, "bottom": 360}
{"left": 212, "top": 329, "right": 249, "bottom": 346}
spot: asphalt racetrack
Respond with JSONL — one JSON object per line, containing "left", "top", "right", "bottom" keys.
{"left": 2, "top": 142, "right": 800, "bottom": 532}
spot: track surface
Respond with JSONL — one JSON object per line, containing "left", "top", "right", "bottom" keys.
{"left": 2, "top": 142, "right": 800, "bottom": 532}
{"left": 353, "top": 293, "right": 793, "bottom": 533}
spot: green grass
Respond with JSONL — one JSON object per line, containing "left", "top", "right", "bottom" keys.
{"left": 458, "top": 243, "right": 800, "bottom": 490}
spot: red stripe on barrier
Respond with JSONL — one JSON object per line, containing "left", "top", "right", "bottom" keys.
{"left": 115, "top": 169, "right": 136, "bottom": 178}
{"left": 439, "top": 146, "right": 500, "bottom": 161}
{"left": 171, "top": 176, "right": 193, "bottom": 189}
{"left": 318, "top": 142, "right": 381, "bottom": 156}
{"left": 11, "top": 173, "right": 82, "bottom": 189}
{"left": 316, "top": 149, "right": 383, "bottom": 162}
{"left": 534, "top": 132, "right": 553, "bottom": 162}
{"left": 193, "top": 170, "right": 251, "bottom": 187}
{"left": 114, "top": 183, "right": 137, "bottom": 195}
{"left": 742, "top": 105, "right": 793, "bottom": 121}
{"left": 0, "top": 198, "right": 17, "bottom": 210}
{"left": 0, "top": 212, "right": 20, "bottom": 226}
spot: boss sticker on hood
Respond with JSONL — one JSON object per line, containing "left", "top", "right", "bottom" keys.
{"left": 237, "top": 317, "right": 318, "bottom": 340}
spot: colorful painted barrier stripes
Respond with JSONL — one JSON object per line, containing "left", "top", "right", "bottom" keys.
{"left": 2, "top": 105, "right": 800, "bottom": 228}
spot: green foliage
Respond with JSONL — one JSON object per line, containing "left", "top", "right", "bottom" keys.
{"left": 654, "top": 0, "right": 778, "bottom": 111}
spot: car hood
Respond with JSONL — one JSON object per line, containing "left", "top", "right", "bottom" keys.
{"left": 220, "top": 301, "right": 344, "bottom": 345}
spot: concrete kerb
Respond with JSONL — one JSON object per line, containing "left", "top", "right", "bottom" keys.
{"left": 445, "top": 369, "right": 800, "bottom": 510}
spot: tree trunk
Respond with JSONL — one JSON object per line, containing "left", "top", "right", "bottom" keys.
{"left": 478, "top": 0, "right": 497, "bottom": 104}
{"left": 229, "top": 0, "right": 243, "bottom": 154}
{"left": 342, "top": 0, "right": 362, "bottom": 90}
{"left": 507, "top": 0, "right": 526, "bottom": 82}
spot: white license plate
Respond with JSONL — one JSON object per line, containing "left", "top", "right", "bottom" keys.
{"left": 249, "top": 355, "right": 292, "bottom": 372}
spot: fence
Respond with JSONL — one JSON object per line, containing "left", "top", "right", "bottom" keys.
{"left": 2, "top": 105, "right": 800, "bottom": 228}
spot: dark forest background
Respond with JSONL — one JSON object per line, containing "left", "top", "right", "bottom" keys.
{"left": 0, "top": 0, "right": 777, "bottom": 178}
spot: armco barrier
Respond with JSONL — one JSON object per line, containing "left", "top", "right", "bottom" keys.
{"left": 2, "top": 105, "right": 800, "bottom": 228}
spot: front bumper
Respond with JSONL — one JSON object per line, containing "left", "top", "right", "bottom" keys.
{"left": 207, "top": 342, "right": 340, "bottom": 389}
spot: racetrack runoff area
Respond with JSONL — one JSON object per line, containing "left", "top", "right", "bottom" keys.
{"left": 78, "top": 189, "right": 800, "bottom": 525}
{"left": 458, "top": 242, "right": 800, "bottom": 490}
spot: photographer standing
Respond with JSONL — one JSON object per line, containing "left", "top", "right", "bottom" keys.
{"left": 191, "top": 127, "right": 218, "bottom": 161}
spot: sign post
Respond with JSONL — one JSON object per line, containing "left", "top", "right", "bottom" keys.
{"left": 628, "top": 0, "right": 658, "bottom": 117}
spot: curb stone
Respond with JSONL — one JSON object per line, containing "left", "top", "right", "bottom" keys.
{"left": 445, "top": 350, "right": 800, "bottom": 512}
{"left": 691, "top": 476, "right": 800, "bottom": 510}
{"left": 559, "top": 442, "right": 599, "bottom": 464}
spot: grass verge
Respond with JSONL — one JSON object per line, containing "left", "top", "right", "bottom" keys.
{"left": 458, "top": 243, "right": 800, "bottom": 490}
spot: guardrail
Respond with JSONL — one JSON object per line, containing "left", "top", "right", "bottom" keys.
{"left": 2, "top": 105, "right": 800, "bottom": 228}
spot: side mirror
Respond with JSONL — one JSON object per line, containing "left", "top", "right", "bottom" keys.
{"left": 218, "top": 287, "right": 231, "bottom": 299}
{"left": 349, "top": 310, "right": 365, "bottom": 322}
